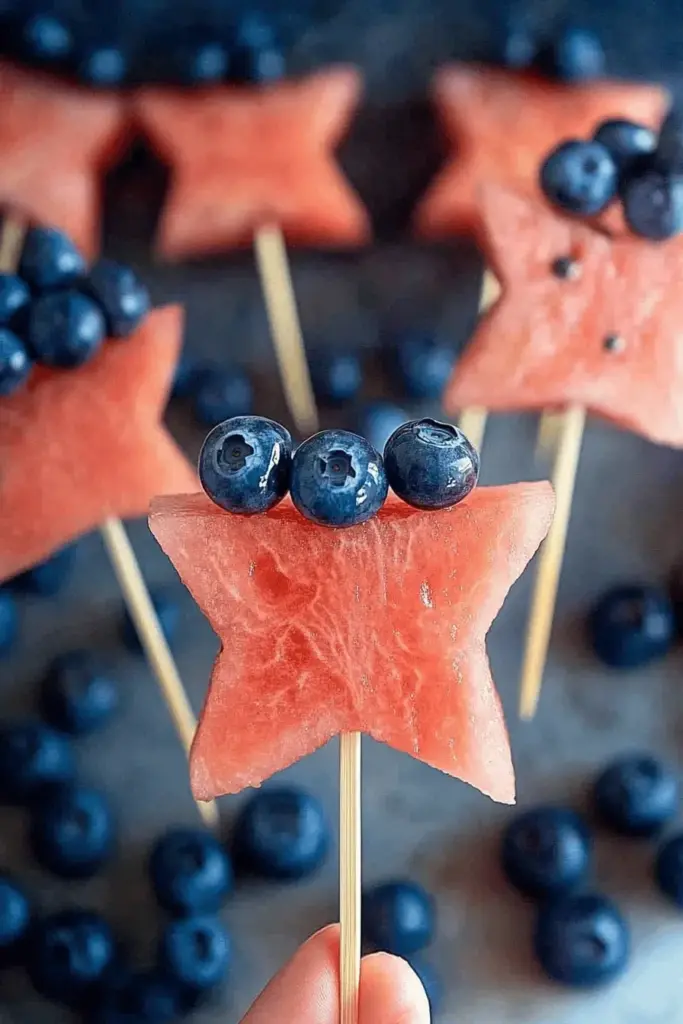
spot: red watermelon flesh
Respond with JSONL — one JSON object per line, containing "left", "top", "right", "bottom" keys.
{"left": 0, "top": 306, "right": 197, "bottom": 582}
{"left": 150, "top": 485, "right": 554, "bottom": 804}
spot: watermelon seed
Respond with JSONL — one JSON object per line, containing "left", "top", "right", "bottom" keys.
{"left": 551, "top": 255, "right": 581, "bottom": 280}
{"left": 603, "top": 333, "right": 625, "bottom": 353}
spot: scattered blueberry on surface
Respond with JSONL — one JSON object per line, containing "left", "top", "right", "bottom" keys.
{"left": 310, "top": 350, "right": 363, "bottom": 405}
{"left": 233, "top": 787, "right": 330, "bottom": 881}
{"left": 668, "top": 560, "right": 683, "bottom": 636}
{"left": 78, "top": 45, "right": 129, "bottom": 88}
{"left": 501, "top": 807, "right": 591, "bottom": 899}
{"left": 85, "top": 259, "right": 151, "bottom": 338}
{"left": 40, "top": 649, "right": 120, "bottom": 735}
{"left": 494, "top": 14, "right": 538, "bottom": 69}
{"left": 588, "top": 584, "right": 675, "bottom": 668}
{"left": 20, "top": 225, "right": 86, "bottom": 292}
{"left": 168, "top": 37, "right": 231, "bottom": 85}
{"left": 122, "top": 589, "right": 180, "bottom": 655}
{"left": 0, "top": 587, "right": 19, "bottom": 654}
{"left": 533, "top": 892, "right": 630, "bottom": 987}
{"left": 593, "top": 119, "right": 657, "bottom": 177}
{"left": 149, "top": 828, "right": 233, "bottom": 917}
{"left": 654, "top": 833, "right": 683, "bottom": 908}
{"left": 158, "top": 915, "right": 231, "bottom": 999}
{"left": 171, "top": 351, "right": 203, "bottom": 400}
{"left": 655, "top": 107, "right": 683, "bottom": 176}
{"left": 0, "top": 720, "right": 74, "bottom": 805}
{"left": 27, "top": 908, "right": 118, "bottom": 1009}
{"left": 621, "top": 169, "right": 683, "bottom": 240}
{"left": 192, "top": 365, "right": 254, "bottom": 428}
{"left": 384, "top": 418, "right": 479, "bottom": 511}
{"left": 92, "top": 970, "right": 184, "bottom": 1023}
{"left": 407, "top": 958, "right": 442, "bottom": 1015}
{"left": 540, "top": 140, "right": 618, "bottom": 216}
{"left": 393, "top": 331, "right": 455, "bottom": 400}
{"left": 548, "top": 25, "right": 606, "bottom": 82}
{"left": 0, "top": 328, "right": 32, "bottom": 397}
{"left": 592, "top": 754, "right": 677, "bottom": 838}
{"left": 0, "top": 273, "right": 31, "bottom": 330}
{"left": 362, "top": 881, "right": 435, "bottom": 957}
{"left": 14, "top": 544, "right": 76, "bottom": 596}
{"left": 233, "top": 13, "right": 285, "bottom": 83}
{"left": 290, "top": 429, "right": 388, "bottom": 527}
{"left": 27, "top": 290, "right": 107, "bottom": 368}
{"left": 30, "top": 784, "right": 116, "bottom": 879}
{"left": 21, "top": 12, "right": 73, "bottom": 63}
{"left": 199, "top": 415, "right": 293, "bottom": 515}
{"left": 356, "top": 402, "right": 408, "bottom": 453}
{"left": 0, "top": 872, "right": 31, "bottom": 967}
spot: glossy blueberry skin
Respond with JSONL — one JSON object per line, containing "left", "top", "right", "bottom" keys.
{"left": 40, "top": 649, "right": 119, "bottom": 735}
{"left": 0, "top": 273, "right": 31, "bottom": 330}
{"left": 540, "top": 140, "right": 617, "bottom": 216}
{"left": 21, "top": 13, "right": 73, "bottom": 63}
{"left": 290, "top": 429, "right": 388, "bottom": 528}
{"left": 655, "top": 108, "right": 683, "bottom": 175}
{"left": 20, "top": 225, "right": 86, "bottom": 292}
{"left": 594, "top": 119, "right": 656, "bottom": 180}
{"left": 533, "top": 893, "right": 630, "bottom": 987}
{"left": 0, "top": 328, "right": 32, "bottom": 397}
{"left": 122, "top": 589, "right": 180, "bottom": 655}
{"left": 384, "top": 418, "right": 479, "bottom": 511}
{"left": 158, "top": 915, "right": 231, "bottom": 997}
{"left": 0, "top": 720, "right": 75, "bottom": 805}
{"left": 0, "top": 872, "right": 32, "bottom": 967}
{"left": 549, "top": 26, "right": 606, "bottom": 82}
{"left": 407, "top": 958, "right": 442, "bottom": 1015}
{"left": 233, "top": 787, "right": 330, "bottom": 881}
{"left": 588, "top": 584, "right": 675, "bottom": 668}
{"left": 310, "top": 350, "right": 363, "bottom": 405}
{"left": 27, "top": 290, "right": 107, "bottom": 368}
{"left": 233, "top": 13, "right": 285, "bottom": 83}
{"left": 622, "top": 169, "right": 683, "bottom": 240}
{"left": 93, "top": 971, "right": 183, "bottom": 1023}
{"left": 14, "top": 544, "right": 76, "bottom": 596}
{"left": 149, "top": 828, "right": 233, "bottom": 916}
{"left": 592, "top": 754, "right": 678, "bottom": 838}
{"left": 0, "top": 587, "right": 19, "bottom": 653}
{"left": 199, "top": 415, "right": 293, "bottom": 515}
{"left": 30, "top": 784, "right": 115, "bottom": 879}
{"left": 78, "top": 46, "right": 129, "bottom": 88}
{"left": 393, "top": 331, "right": 455, "bottom": 399}
{"left": 356, "top": 402, "right": 408, "bottom": 453}
{"left": 501, "top": 807, "right": 591, "bottom": 899}
{"left": 192, "top": 365, "right": 254, "bottom": 428}
{"left": 362, "top": 881, "right": 435, "bottom": 957}
{"left": 27, "top": 909, "right": 118, "bottom": 1009}
{"left": 85, "top": 259, "right": 151, "bottom": 338}
{"left": 654, "top": 833, "right": 683, "bottom": 908}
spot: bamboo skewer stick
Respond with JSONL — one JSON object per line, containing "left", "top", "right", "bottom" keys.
{"left": 519, "top": 404, "right": 586, "bottom": 719}
{"left": 456, "top": 269, "right": 501, "bottom": 451}
{"left": 0, "top": 216, "right": 217, "bottom": 830}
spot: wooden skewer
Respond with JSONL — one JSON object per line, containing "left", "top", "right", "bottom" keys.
{"left": 0, "top": 216, "right": 217, "bottom": 829}
{"left": 535, "top": 410, "right": 564, "bottom": 461}
{"left": 519, "top": 404, "right": 586, "bottom": 719}
{"left": 456, "top": 269, "right": 500, "bottom": 452}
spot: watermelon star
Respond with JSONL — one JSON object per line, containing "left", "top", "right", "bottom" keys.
{"left": 0, "top": 307, "right": 197, "bottom": 583}
{"left": 444, "top": 186, "right": 683, "bottom": 449}
{"left": 0, "top": 62, "right": 130, "bottom": 257}
{"left": 150, "top": 485, "right": 554, "bottom": 804}
{"left": 134, "top": 68, "right": 371, "bottom": 261}
{"left": 414, "top": 65, "right": 667, "bottom": 240}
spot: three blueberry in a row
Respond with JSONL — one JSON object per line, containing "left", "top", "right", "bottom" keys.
{"left": 198, "top": 415, "right": 480, "bottom": 528}
{"left": 540, "top": 109, "right": 683, "bottom": 241}
{"left": 0, "top": 224, "right": 150, "bottom": 398}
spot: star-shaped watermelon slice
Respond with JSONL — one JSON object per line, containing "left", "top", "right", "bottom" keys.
{"left": 150, "top": 484, "right": 554, "bottom": 804}
{"left": 134, "top": 68, "right": 371, "bottom": 261}
{"left": 444, "top": 185, "right": 683, "bottom": 448}
{"left": 414, "top": 65, "right": 667, "bottom": 240}
{"left": 0, "top": 306, "right": 197, "bottom": 582}
{"left": 0, "top": 62, "right": 130, "bottom": 257}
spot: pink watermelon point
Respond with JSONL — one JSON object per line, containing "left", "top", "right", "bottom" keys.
{"left": 150, "top": 485, "right": 554, "bottom": 804}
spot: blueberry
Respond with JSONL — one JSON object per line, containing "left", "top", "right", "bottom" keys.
{"left": 548, "top": 26, "right": 606, "bottom": 82}
{"left": 27, "top": 909, "right": 117, "bottom": 1009}
{"left": 78, "top": 46, "right": 129, "bottom": 88}
{"left": 0, "top": 273, "right": 31, "bottom": 330}
{"left": 168, "top": 39, "right": 230, "bottom": 85}
{"left": 494, "top": 15, "right": 538, "bottom": 69}
{"left": 21, "top": 13, "right": 73, "bottom": 63}
{"left": 84, "top": 260, "right": 151, "bottom": 338}
{"left": 40, "top": 649, "right": 119, "bottom": 735}
{"left": 14, "top": 544, "right": 76, "bottom": 596}
{"left": 0, "top": 328, "right": 32, "bottom": 397}
{"left": 20, "top": 225, "right": 86, "bottom": 291}
{"left": 290, "top": 429, "right": 388, "bottom": 528}
{"left": 588, "top": 584, "right": 675, "bottom": 668}
{"left": 171, "top": 351, "right": 203, "bottom": 400}
{"left": 233, "top": 13, "right": 285, "bottom": 83}
{"left": 158, "top": 915, "right": 231, "bottom": 998}
{"left": 0, "top": 720, "right": 74, "bottom": 805}
{"left": 356, "top": 402, "right": 409, "bottom": 453}
{"left": 540, "top": 140, "right": 618, "bottom": 216}
{"left": 533, "top": 893, "right": 629, "bottom": 987}
{"left": 92, "top": 971, "right": 183, "bottom": 1022}
{"left": 655, "top": 107, "right": 683, "bottom": 175}
{"left": 622, "top": 169, "right": 683, "bottom": 241}
{"left": 199, "top": 415, "right": 293, "bottom": 516}
{"left": 654, "top": 833, "right": 683, "bottom": 908}
{"left": 668, "top": 561, "right": 683, "bottom": 636}
{"left": 0, "top": 587, "right": 19, "bottom": 653}
{"left": 122, "top": 589, "right": 180, "bottom": 655}
{"left": 407, "top": 958, "right": 442, "bottom": 1015}
{"left": 0, "top": 872, "right": 32, "bottom": 967}
{"left": 384, "top": 418, "right": 479, "bottom": 511}
{"left": 192, "top": 365, "right": 254, "bottom": 428}
{"left": 501, "top": 807, "right": 591, "bottom": 899}
{"left": 593, "top": 119, "right": 657, "bottom": 176}
{"left": 149, "top": 828, "right": 233, "bottom": 916}
{"left": 310, "top": 350, "right": 363, "bottom": 405}
{"left": 233, "top": 787, "right": 329, "bottom": 880}
{"left": 27, "top": 290, "right": 107, "bottom": 368}
{"left": 393, "top": 331, "right": 455, "bottom": 400}
{"left": 592, "top": 754, "right": 677, "bottom": 838}
{"left": 362, "top": 881, "right": 435, "bottom": 957}
{"left": 30, "top": 784, "right": 115, "bottom": 879}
